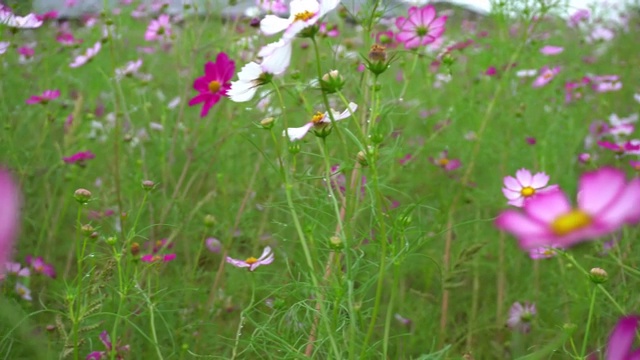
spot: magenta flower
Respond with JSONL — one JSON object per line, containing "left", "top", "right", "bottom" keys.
{"left": 140, "top": 253, "right": 176, "bottom": 263}
{"left": 140, "top": 239, "right": 176, "bottom": 263}
{"left": 63, "top": 151, "right": 95, "bottom": 165}
{"left": 507, "top": 302, "right": 536, "bottom": 333}
{"left": 26, "top": 255, "right": 56, "bottom": 278}
{"left": 395, "top": 4, "right": 447, "bottom": 49}
{"left": 0, "top": 169, "right": 20, "bottom": 277}
{"left": 539, "top": 45, "right": 563, "bottom": 55}
{"left": 26, "top": 89, "right": 60, "bottom": 105}
{"left": 86, "top": 330, "right": 130, "bottom": 360}
{"left": 597, "top": 141, "right": 640, "bottom": 154}
{"left": 532, "top": 66, "right": 560, "bottom": 88}
{"left": 145, "top": 14, "right": 171, "bottom": 42}
{"left": 4, "top": 262, "right": 30, "bottom": 277}
{"left": 429, "top": 150, "right": 461, "bottom": 171}
{"left": 206, "top": 238, "right": 221, "bottom": 253}
{"left": 606, "top": 316, "right": 640, "bottom": 360}
{"left": 591, "top": 75, "right": 622, "bottom": 93}
{"left": 502, "top": 169, "right": 557, "bottom": 207}
{"left": 496, "top": 167, "right": 640, "bottom": 250}
{"left": 226, "top": 246, "right": 274, "bottom": 271}
{"left": 630, "top": 160, "right": 640, "bottom": 171}
{"left": 188, "top": 53, "right": 235, "bottom": 118}
{"left": 318, "top": 22, "right": 339, "bottom": 37}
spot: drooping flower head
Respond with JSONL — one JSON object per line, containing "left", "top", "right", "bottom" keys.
{"left": 606, "top": 316, "right": 640, "bottom": 360}
{"left": 502, "top": 169, "right": 557, "bottom": 207}
{"left": 395, "top": 4, "right": 447, "bottom": 49}
{"left": 0, "top": 169, "right": 20, "bottom": 277}
{"left": 496, "top": 167, "right": 640, "bottom": 250}
{"left": 188, "top": 53, "right": 235, "bottom": 117}
{"left": 260, "top": 0, "right": 340, "bottom": 40}
{"left": 226, "top": 246, "right": 274, "bottom": 271}
{"left": 70, "top": 42, "right": 101, "bottom": 68}
{"left": 283, "top": 102, "right": 358, "bottom": 141}
{"left": 507, "top": 302, "right": 536, "bottom": 333}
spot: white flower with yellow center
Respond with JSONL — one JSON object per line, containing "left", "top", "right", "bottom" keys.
{"left": 284, "top": 102, "right": 358, "bottom": 141}
{"left": 260, "top": 0, "right": 340, "bottom": 40}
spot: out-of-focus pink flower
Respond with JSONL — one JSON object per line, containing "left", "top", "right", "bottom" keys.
{"left": 206, "top": 238, "right": 221, "bottom": 253}
{"left": 86, "top": 330, "right": 130, "bottom": 360}
{"left": 0, "top": 170, "right": 20, "bottom": 278}
{"left": 35, "top": 11, "right": 58, "bottom": 21}
{"left": 256, "top": 0, "right": 288, "bottom": 15}
{"left": 395, "top": 4, "right": 447, "bottom": 49}
{"left": 26, "top": 89, "right": 60, "bottom": 105}
{"left": 532, "top": 66, "right": 560, "bottom": 88}
{"left": 629, "top": 160, "right": 640, "bottom": 171}
{"left": 507, "top": 302, "right": 536, "bottom": 333}
{"left": 63, "top": 151, "right": 95, "bottom": 165}
{"left": 539, "top": 45, "right": 563, "bottom": 55}
{"left": 525, "top": 137, "right": 537, "bottom": 145}
{"left": 568, "top": 9, "right": 589, "bottom": 27}
{"left": 70, "top": 42, "right": 101, "bottom": 68}
{"left": 528, "top": 246, "right": 560, "bottom": 260}
{"left": 485, "top": 66, "right": 497, "bottom": 76}
{"left": 188, "top": 53, "right": 235, "bottom": 118}
{"left": 226, "top": 246, "right": 274, "bottom": 271}
{"left": 597, "top": 140, "right": 640, "bottom": 154}
{"left": 318, "top": 22, "right": 339, "bottom": 37}
{"left": 564, "top": 77, "right": 591, "bottom": 103}
{"left": 429, "top": 150, "right": 461, "bottom": 171}
{"left": 26, "top": 256, "right": 56, "bottom": 278}
{"left": 502, "top": 169, "right": 557, "bottom": 207}
{"left": 496, "top": 167, "right": 640, "bottom": 250}
{"left": 591, "top": 75, "right": 622, "bottom": 93}
{"left": 398, "top": 154, "right": 413, "bottom": 166}
{"left": 15, "top": 283, "right": 32, "bottom": 301}
{"left": 4, "top": 262, "right": 30, "bottom": 277}
{"left": 0, "top": 41, "right": 8, "bottom": 55}
{"left": 578, "top": 153, "right": 591, "bottom": 164}
{"left": 375, "top": 30, "right": 397, "bottom": 48}
{"left": 115, "top": 59, "right": 143, "bottom": 80}
{"left": 145, "top": 14, "right": 171, "bottom": 42}
{"left": 141, "top": 254, "right": 176, "bottom": 263}
{"left": 18, "top": 46, "right": 35, "bottom": 59}
{"left": 605, "top": 316, "right": 640, "bottom": 360}
{"left": 56, "top": 32, "right": 82, "bottom": 46}
{"left": 587, "top": 26, "right": 614, "bottom": 43}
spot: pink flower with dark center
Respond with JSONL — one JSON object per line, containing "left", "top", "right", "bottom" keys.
{"left": 63, "top": 151, "right": 95, "bottom": 165}
{"left": 539, "top": 45, "right": 563, "bottom": 55}
{"left": 0, "top": 169, "right": 20, "bottom": 278}
{"left": 26, "top": 89, "right": 60, "bottom": 105}
{"left": 145, "top": 14, "right": 171, "bottom": 42}
{"left": 429, "top": 150, "right": 461, "bottom": 171}
{"left": 188, "top": 53, "right": 235, "bottom": 117}
{"left": 496, "top": 167, "right": 640, "bottom": 250}
{"left": 70, "top": 42, "right": 101, "bottom": 68}
{"left": 606, "top": 316, "right": 640, "bottom": 360}
{"left": 26, "top": 255, "right": 56, "bottom": 278}
{"left": 56, "top": 32, "right": 82, "bottom": 46}
{"left": 507, "top": 302, "right": 536, "bottom": 333}
{"left": 86, "top": 330, "right": 130, "bottom": 360}
{"left": 502, "top": 169, "right": 557, "bottom": 207}
{"left": 395, "top": 4, "right": 447, "bottom": 49}
{"left": 532, "top": 66, "right": 560, "bottom": 88}
{"left": 226, "top": 246, "right": 274, "bottom": 272}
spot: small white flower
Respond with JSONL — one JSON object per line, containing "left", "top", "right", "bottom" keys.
{"left": 0, "top": 41, "right": 8, "bottom": 55}
{"left": 260, "top": 0, "right": 339, "bottom": 40}
{"left": 516, "top": 69, "right": 537, "bottom": 78}
{"left": 70, "top": 42, "right": 102, "bottom": 68}
{"left": 0, "top": 9, "right": 42, "bottom": 28}
{"left": 284, "top": 102, "right": 358, "bottom": 141}
{"left": 228, "top": 62, "right": 268, "bottom": 103}
{"left": 115, "top": 59, "right": 143, "bottom": 80}
{"left": 258, "top": 39, "right": 292, "bottom": 75}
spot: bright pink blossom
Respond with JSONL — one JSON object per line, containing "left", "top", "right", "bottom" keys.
{"left": 502, "top": 169, "right": 557, "bottom": 207}
{"left": 63, "top": 151, "right": 95, "bottom": 165}
{"left": 188, "top": 53, "right": 235, "bottom": 117}
{"left": 395, "top": 4, "right": 447, "bottom": 49}
{"left": 496, "top": 167, "right": 640, "bottom": 250}
{"left": 532, "top": 66, "right": 560, "bottom": 88}
{"left": 606, "top": 316, "right": 640, "bottom": 360}
{"left": 145, "top": 14, "right": 171, "bottom": 42}
{"left": 0, "top": 169, "right": 20, "bottom": 277}
{"left": 26, "top": 255, "right": 56, "bottom": 278}
{"left": 86, "top": 330, "right": 130, "bottom": 360}
{"left": 539, "top": 45, "right": 563, "bottom": 55}
{"left": 226, "top": 246, "right": 274, "bottom": 271}
{"left": 429, "top": 150, "right": 461, "bottom": 171}
{"left": 26, "top": 89, "right": 60, "bottom": 105}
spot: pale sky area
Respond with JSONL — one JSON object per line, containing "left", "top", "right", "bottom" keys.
{"left": 433, "top": 0, "right": 633, "bottom": 18}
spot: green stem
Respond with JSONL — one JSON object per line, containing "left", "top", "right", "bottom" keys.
{"left": 231, "top": 275, "right": 256, "bottom": 359}
{"left": 580, "top": 287, "right": 597, "bottom": 358}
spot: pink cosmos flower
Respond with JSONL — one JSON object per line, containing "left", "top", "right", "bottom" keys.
{"left": 318, "top": 22, "right": 339, "bottom": 37}
{"left": 568, "top": 9, "right": 589, "bottom": 27}
{"left": 0, "top": 8, "right": 43, "bottom": 28}
{"left": 564, "top": 77, "right": 591, "bottom": 103}
{"left": 26, "top": 90, "right": 60, "bottom": 105}
{"left": 395, "top": 4, "right": 447, "bottom": 49}
{"left": 502, "top": 169, "right": 557, "bottom": 207}
{"left": 283, "top": 102, "right": 358, "bottom": 141}
{"left": 532, "top": 66, "right": 560, "bottom": 88}
{"left": 140, "top": 253, "right": 176, "bottom": 263}
{"left": 86, "top": 330, "right": 130, "bottom": 360}
{"left": 206, "top": 238, "right": 221, "bottom": 253}
{"left": 18, "top": 46, "right": 35, "bottom": 59}
{"left": 115, "top": 59, "right": 143, "bottom": 80}
{"left": 629, "top": 160, "right": 640, "bottom": 171}
{"left": 256, "top": 0, "right": 288, "bottom": 15}
{"left": 507, "top": 302, "right": 536, "bottom": 333}
{"left": 188, "top": 53, "right": 235, "bottom": 118}
{"left": 597, "top": 141, "right": 640, "bottom": 154}
{"left": 496, "top": 167, "right": 640, "bottom": 250}
{"left": 226, "top": 246, "right": 274, "bottom": 271}
{"left": 606, "top": 316, "right": 640, "bottom": 360}
{"left": 539, "top": 45, "right": 563, "bottom": 55}
{"left": 145, "top": 14, "right": 171, "bottom": 42}
{"left": 591, "top": 75, "right": 622, "bottom": 93}
{"left": 35, "top": 11, "right": 58, "bottom": 21}
{"left": 56, "top": 32, "right": 82, "bottom": 46}
{"left": 0, "top": 169, "right": 20, "bottom": 277}
{"left": 70, "top": 42, "right": 101, "bottom": 68}
{"left": 26, "top": 255, "right": 56, "bottom": 278}
{"left": 429, "top": 150, "right": 461, "bottom": 171}
{"left": 63, "top": 151, "right": 95, "bottom": 165}
{"left": 374, "top": 30, "right": 398, "bottom": 48}
{"left": 4, "top": 262, "right": 30, "bottom": 277}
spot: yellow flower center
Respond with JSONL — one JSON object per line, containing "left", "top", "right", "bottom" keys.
{"left": 245, "top": 257, "right": 258, "bottom": 265}
{"left": 17, "top": 287, "right": 26, "bottom": 296}
{"left": 438, "top": 158, "right": 449, "bottom": 167}
{"left": 294, "top": 10, "right": 315, "bottom": 22}
{"left": 208, "top": 80, "right": 221, "bottom": 93}
{"left": 543, "top": 71, "right": 553, "bottom": 80}
{"left": 151, "top": 255, "right": 162, "bottom": 262}
{"left": 543, "top": 248, "right": 556, "bottom": 256}
{"left": 551, "top": 210, "right": 592, "bottom": 236}
{"left": 311, "top": 112, "right": 325, "bottom": 124}
{"left": 521, "top": 186, "right": 535, "bottom": 197}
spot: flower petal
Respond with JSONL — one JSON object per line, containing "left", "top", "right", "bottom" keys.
{"left": 515, "top": 168, "right": 533, "bottom": 187}
{"left": 577, "top": 167, "right": 626, "bottom": 215}
{"left": 283, "top": 123, "right": 313, "bottom": 141}
{"left": 606, "top": 316, "right": 639, "bottom": 360}
{"left": 524, "top": 189, "right": 571, "bottom": 224}
{"left": 530, "top": 172, "right": 550, "bottom": 189}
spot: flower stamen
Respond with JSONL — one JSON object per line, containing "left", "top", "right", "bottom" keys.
{"left": 245, "top": 257, "right": 258, "bottom": 265}
{"left": 294, "top": 10, "right": 315, "bottom": 22}
{"left": 208, "top": 80, "right": 221, "bottom": 93}
{"left": 551, "top": 210, "right": 592, "bottom": 235}
{"left": 521, "top": 186, "right": 535, "bottom": 197}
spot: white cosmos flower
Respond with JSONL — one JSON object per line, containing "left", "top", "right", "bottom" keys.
{"left": 0, "top": 9, "right": 43, "bottom": 29}
{"left": 284, "top": 102, "right": 358, "bottom": 141}
{"left": 258, "top": 39, "right": 292, "bottom": 75}
{"left": 260, "top": 0, "right": 340, "bottom": 41}
{"left": 228, "top": 62, "right": 269, "bottom": 103}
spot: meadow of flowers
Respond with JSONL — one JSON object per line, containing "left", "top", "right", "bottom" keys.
{"left": 1, "top": 0, "right": 640, "bottom": 358}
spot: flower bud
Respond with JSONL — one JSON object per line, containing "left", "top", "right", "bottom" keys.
{"left": 368, "top": 44, "right": 387, "bottom": 62}
{"left": 329, "top": 236, "right": 343, "bottom": 250}
{"left": 204, "top": 214, "right": 216, "bottom": 227}
{"left": 320, "top": 70, "right": 345, "bottom": 94}
{"left": 589, "top": 267, "right": 608, "bottom": 284}
{"left": 130, "top": 242, "right": 140, "bottom": 256}
{"left": 356, "top": 150, "right": 368, "bottom": 167}
{"left": 142, "top": 180, "right": 155, "bottom": 190}
{"left": 288, "top": 142, "right": 301, "bottom": 155}
{"left": 562, "top": 322, "right": 577, "bottom": 335}
{"left": 74, "top": 188, "right": 92, "bottom": 204}
{"left": 105, "top": 236, "right": 117, "bottom": 246}
{"left": 260, "top": 117, "right": 275, "bottom": 130}
{"left": 81, "top": 224, "right": 95, "bottom": 236}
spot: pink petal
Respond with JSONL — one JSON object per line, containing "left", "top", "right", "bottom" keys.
{"left": 0, "top": 169, "right": 20, "bottom": 277}
{"left": 502, "top": 188, "right": 522, "bottom": 201}
{"left": 495, "top": 210, "right": 548, "bottom": 240}
{"left": 226, "top": 257, "right": 250, "bottom": 268}
{"left": 530, "top": 172, "right": 550, "bottom": 188}
{"left": 524, "top": 190, "right": 571, "bottom": 224}
{"left": 515, "top": 168, "right": 533, "bottom": 187}
{"left": 418, "top": 5, "right": 436, "bottom": 25}
{"left": 577, "top": 167, "right": 626, "bottom": 215}
{"left": 599, "top": 178, "right": 640, "bottom": 226}
{"left": 503, "top": 176, "right": 522, "bottom": 191}
{"left": 606, "top": 316, "right": 639, "bottom": 360}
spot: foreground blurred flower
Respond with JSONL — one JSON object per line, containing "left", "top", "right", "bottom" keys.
{"left": 429, "top": 150, "right": 461, "bottom": 171}
{"left": 86, "top": 330, "right": 130, "bottom": 360}
{"left": 606, "top": 316, "right": 640, "bottom": 360}
{"left": 539, "top": 45, "right": 563, "bottom": 55}
{"left": 226, "top": 246, "right": 274, "bottom": 271}
{"left": 70, "top": 42, "right": 101, "bottom": 68}
{"left": 26, "top": 90, "right": 60, "bottom": 105}
{"left": 502, "top": 169, "right": 557, "bottom": 207}
{"left": 496, "top": 167, "right": 640, "bottom": 250}
{"left": 528, "top": 246, "right": 560, "bottom": 260}
{"left": 26, "top": 255, "right": 56, "bottom": 278}
{"left": 0, "top": 8, "right": 43, "bottom": 28}
{"left": 395, "top": 4, "right": 447, "bottom": 49}
{"left": 507, "top": 302, "right": 536, "bottom": 333}
{"left": 283, "top": 102, "right": 358, "bottom": 141}
{"left": 188, "top": 53, "right": 235, "bottom": 117}
{"left": 0, "top": 169, "right": 20, "bottom": 277}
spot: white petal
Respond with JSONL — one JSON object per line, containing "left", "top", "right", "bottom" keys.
{"left": 228, "top": 80, "right": 259, "bottom": 102}
{"left": 259, "top": 40, "right": 292, "bottom": 75}
{"left": 323, "top": 102, "right": 358, "bottom": 123}
{"left": 260, "top": 15, "right": 291, "bottom": 36}
{"left": 283, "top": 123, "right": 313, "bottom": 141}
{"left": 236, "top": 61, "right": 263, "bottom": 81}
{"left": 289, "top": 0, "right": 320, "bottom": 16}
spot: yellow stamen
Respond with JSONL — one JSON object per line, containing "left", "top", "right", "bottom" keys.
{"left": 294, "top": 10, "right": 315, "bottom": 22}
{"left": 245, "top": 257, "right": 258, "bottom": 265}
{"left": 520, "top": 186, "right": 535, "bottom": 197}
{"left": 438, "top": 158, "right": 449, "bottom": 167}
{"left": 311, "top": 112, "right": 325, "bottom": 124}
{"left": 208, "top": 80, "right": 221, "bottom": 93}
{"left": 551, "top": 210, "right": 592, "bottom": 236}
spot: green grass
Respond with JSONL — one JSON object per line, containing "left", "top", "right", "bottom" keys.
{"left": 1, "top": 1, "right": 640, "bottom": 359}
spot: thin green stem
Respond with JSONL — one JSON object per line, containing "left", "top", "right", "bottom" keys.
{"left": 580, "top": 287, "right": 597, "bottom": 358}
